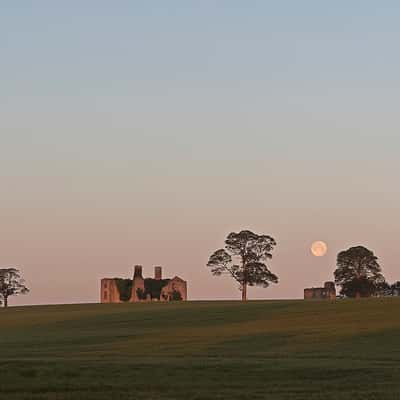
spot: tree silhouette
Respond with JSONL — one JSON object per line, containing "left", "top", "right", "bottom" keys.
{"left": 391, "top": 281, "right": 400, "bottom": 296}
{"left": 334, "top": 246, "right": 385, "bottom": 298}
{"left": 0, "top": 268, "right": 29, "bottom": 308}
{"left": 376, "top": 280, "right": 392, "bottom": 297}
{"left": 207, "top": 230, "right": 278, "bottom": 301}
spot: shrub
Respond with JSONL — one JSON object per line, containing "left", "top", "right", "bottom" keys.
{"left": 171, "top": 290, "right": 183, "bottom": 301}
{"left": 144, "top": 278, "right": 170, "bottom": 300}
{"left": 114, "top": 279, "right": 132, "bottom": 302}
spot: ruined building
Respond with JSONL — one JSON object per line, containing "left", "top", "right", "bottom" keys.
{"left": 304, "top": 281, "right": 336, "bottom": 300}
{"left": 100, "top": 265, "right": 187, "bottom": 303}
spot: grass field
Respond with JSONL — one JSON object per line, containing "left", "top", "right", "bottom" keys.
{"left": 1, "top": 299, "right": 400, "bottom": 399}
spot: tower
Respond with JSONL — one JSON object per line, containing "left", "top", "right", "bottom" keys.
{"left": 324, "top": 281, "right": 336, "bottom": 300}
{"left": 131, "top": 265, "right": 145, "bottom": 301}
{"left": 154, "top": 266, "right": 162, "bottom": 280}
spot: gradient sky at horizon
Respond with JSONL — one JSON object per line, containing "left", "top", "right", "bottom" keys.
{"left": 1, "top": 1, "right": 400, "bottom": 305}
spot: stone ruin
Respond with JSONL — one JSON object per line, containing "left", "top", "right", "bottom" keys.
{"left": 304, "top": 281, "right": 336, "bottom": 300}
{"left": 100, "top": 265, "right": 187, "bottom": 303}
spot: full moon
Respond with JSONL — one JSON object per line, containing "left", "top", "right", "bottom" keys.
{"left": 311, "top": 241, "right": 328, "bottom": 257}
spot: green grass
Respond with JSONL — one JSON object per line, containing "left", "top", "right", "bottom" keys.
{"left": 1, "top": 299, "right": 400, "bottom": 399}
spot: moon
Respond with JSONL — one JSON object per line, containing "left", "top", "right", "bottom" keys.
{"left": 311, "top": 241, "right": 328, "bottom": 257}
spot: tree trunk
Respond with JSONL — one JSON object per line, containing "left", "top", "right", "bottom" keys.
{"left": 242, "top": 282, "right": 247, "bottom": 301}
{"left": 4, "top": 296, "right": 8, "bottom": 308}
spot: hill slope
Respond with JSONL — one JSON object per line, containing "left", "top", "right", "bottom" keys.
{"left": 1, "top": 299, "right": 400, "bottom": 399}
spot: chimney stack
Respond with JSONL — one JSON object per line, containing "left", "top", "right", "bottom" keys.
{"left": 134, "top": 265, "right": 143, "bottom": 279}
{"left": 154, "top": 266, "right": 162, "bottom": 280}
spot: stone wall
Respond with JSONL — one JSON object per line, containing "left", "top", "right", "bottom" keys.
{"left": 161, "top": 276, "right": 188, "bottom": 301}
{"left": 304, "top": 281, "right": 336, "bottom": 300}
{"left": 100, "top": 278, "right": 121, "bottom": 303}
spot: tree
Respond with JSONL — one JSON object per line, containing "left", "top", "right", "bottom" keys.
{"left": 334, "top": 246, "right": 385, "bottom": 298}
{"left": 171, "top": 290, "right": 183, "bottom": 301}
{"left": 206, "top": 230, "right": 278, "bottom": 301}
{"left": 0, "top": 268, "right": 29, "bottom": 307}
{"left": 376, "top": 280, "right": 392, "bottom": 297}
{"left": 391, "top": 281, "right": 400, "bottom": 296}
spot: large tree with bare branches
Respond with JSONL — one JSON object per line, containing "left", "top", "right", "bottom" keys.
{"left": 206, "top": 230, "right": 278, "bottom": 301}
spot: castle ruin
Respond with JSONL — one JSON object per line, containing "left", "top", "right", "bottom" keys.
{"left": 304, "top": 281, "right": 336, "bottom": 300}
{"left": 100, "top": 266, "right": 187, "bottom": 303}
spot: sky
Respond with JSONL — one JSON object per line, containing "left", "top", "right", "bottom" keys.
{"left": 1, "top": 1, "right": 400, "bottom": 305}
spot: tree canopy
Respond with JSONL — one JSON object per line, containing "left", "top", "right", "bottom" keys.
{"left": 379, "top": 281, "right": 400, "bottom": 297}
{"left": 334, "top": 246, "right": 385, "bottom": 298}
{"left": 0, "top": 268, "right": 29, "bottom": 307}
{"left": 207, "top": 230, "right": 278, "bottom": 301}
{"left": 390, "top": 281, "right": 400, "bottom": 296}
